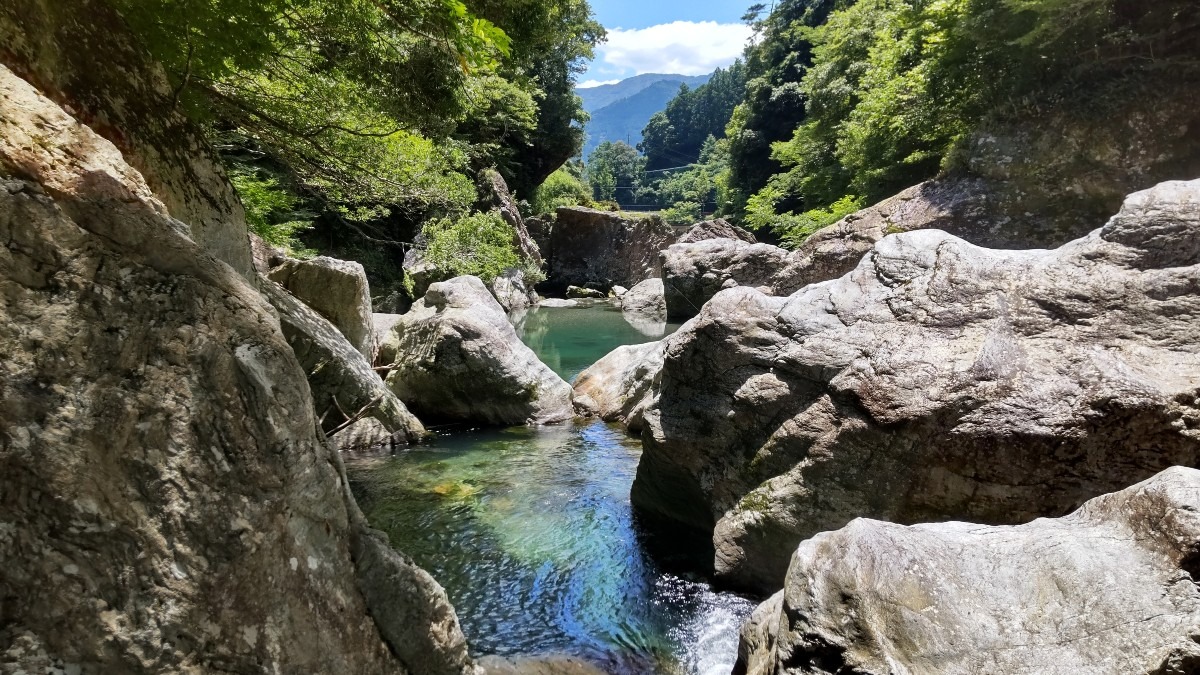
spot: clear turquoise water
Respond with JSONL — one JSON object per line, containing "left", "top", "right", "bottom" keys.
{"left": 346, "top": 303, "right": 752, "bottom": 674}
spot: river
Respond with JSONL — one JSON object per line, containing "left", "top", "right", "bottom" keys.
{"left": 346, "top": 301, "right": 755, "bottom": 674}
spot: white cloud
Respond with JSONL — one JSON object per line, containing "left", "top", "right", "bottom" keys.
{"left": 576, "top": 79, "right": 623, "bottom": 89}
{"left": 598, "top": 21, "right": 752, "bottom": 77}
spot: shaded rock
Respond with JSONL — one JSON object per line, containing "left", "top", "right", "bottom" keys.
{"left": 0, "top": 65, "right": 470, "bottom": 674}
{"left": 660, "top": 239, "right": 808, "bottom": 321}
{"left": 573, "top": 341, "right": 665, "bottom": 433}
{"left": 546, "top": 207, "right": 676, "bottom": 291}
{"left": 402, "top": 247, "right": 440, "bottom": 302}
{"left": 381, "top": 276, "right": 574, "bottom": 425}
{"left": 262, "top": 280, "right": 426, "bottom": 444}
{"left": 489, "top": 268, "right": 538, "bottom": 313}
{"left": 268, "top": 256, "right": 377, "bottom": 359}
{"left": 373, "top": 313, "right": 405, "bottom": 360}
{"left": 619, "top": 278, "right": 666, "bottom": 317}
{"left": 677, "top": 218, "right": 757, "bottom": 244}
{"left": 250, "top": 232, "right": 287, "bottom": 273}
{"left": 330, "top": 417, "right": 411, "bottom": 451}
{"left": 735, "top": 467, "right": 1200, "bottom": 675}
{"left": 0, "top": 0, "right": 255, "bottom": 278}
{"left": 567, "top": 285, "right": 606, "bottom": 299}
{"left": 479, "top": 168, "right": 542, "bottom": 265}
{"left": 633, "top": 179, "right": 1200, "bottom": 593}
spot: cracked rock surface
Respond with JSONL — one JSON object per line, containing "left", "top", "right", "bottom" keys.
{"left": 735, "top": 467, "right": 1200, "bottom": 675}
{"left": 634, "top": 179, "right": 1200, "bottom": 594}
{"left": 0, "top": 62, "right": 472, "bottom": 675}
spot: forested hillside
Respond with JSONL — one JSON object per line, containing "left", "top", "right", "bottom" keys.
{"left": 640, "top": 0, "right": 1200, "bottom": 242}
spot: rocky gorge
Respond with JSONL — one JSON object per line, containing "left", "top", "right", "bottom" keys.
{"left": 3, "top": 2, "right": 1200, "bottom": 675}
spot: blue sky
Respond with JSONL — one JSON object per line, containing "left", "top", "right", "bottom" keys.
{"left": 579, "top": 0, "right": 753, "bottom": 87}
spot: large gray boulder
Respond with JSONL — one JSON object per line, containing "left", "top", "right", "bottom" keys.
{"left": 660, "top": 238, "right": 809, "bottom": 321}
{"left": 261, "top": 280, "right": 426, "bottom": 447}
{"left": 268, "top": 256, "right": 377, "bottom": 359}
{"left": 0, "top": 64, "right": 473, "bottom": 674}
{"left": 735, "top": 467, "right": 1200, "bottom": 675}
{"left": 546, "top": 207, "right": 677, "bottom": 290}
{"left": 381, "top": 276, "right": 574, "bottom": 425}
{"left": 620, "top": 278, "right": 666, "bottom": 317}
{"left": 573, "top": 341, "right": 664, "bottom": 433}
{"left": 633, "top": 179, "right": 1200, "bottom": 594}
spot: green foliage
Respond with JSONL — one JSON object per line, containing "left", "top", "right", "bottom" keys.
{"left": 737, "top": 0, "right": 1200, "bottom": 226}
{"left": 585, "top": 141, "right": 644, "bottom": 206}
{"left": 661, "top": 201, "right": 702, "bottom": 225}
{"left": 531, "top": 169, "right": 591, "bottom": 215}
{"left": 421, "top": 211, "right": 521, "bottom": 283}
{"left": 229, "top": 170, "right": 316, "bottom": 257}
{"left": 639, "top": 62, "right": 748, "bottom": 171}
{"left": 746, "top": 189, "right": 861, "bottom": 248}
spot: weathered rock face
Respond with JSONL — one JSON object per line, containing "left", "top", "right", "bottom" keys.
{"left": 633, "top": 179, "right": 1200, "bottom": 593}
{"left": 0, "top": 65, "right": 472, "bottom": 674}
{"left": 735, "top": 467, "right": 1200, "bottom": 675}
{"left": 660, "top": 239, "right": 809, "bottom": 321}
{"left": 619, "top": 278, "right": 666, "bottom": 318}
{"left": 268, "top": 256, "right": 377, "bottom": 359}
{"left": 381, "top": 276, "right": 575, "bottom": 425}
{"left": 545, "top": 207, "right": 677, "bottom": 291}
{"left": 677, "top": 219, "right": 757, "bottom": 245}
{"left": 573, "top": 341, "right": 664, "bottom": 433}
{"left": 479, "top": 168, "right": 542, "bottom": 265}
{"left": 260, "top": 280, "right": 426, "bottom": 446}
{"left": 0, "top": 0, "right": 255, "bottom": 278}
{"left": 489, "top": 268, "right": 538, "bottom": 313}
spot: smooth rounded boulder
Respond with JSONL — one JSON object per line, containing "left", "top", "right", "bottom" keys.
{"left": 381, "top": 276, "right": 574, "bottom": 426}
{"left": 736, "top": 467, "right": 1200, "bottom": 674}
{"left": 660, "top": 238, "right": 808, "bottom": 321}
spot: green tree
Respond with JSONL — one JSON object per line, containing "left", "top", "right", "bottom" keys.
{"left": 586, "top": 141, "right": 644, "bottom": 206}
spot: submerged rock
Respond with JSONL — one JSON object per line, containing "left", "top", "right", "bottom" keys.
{"left": 268, "top": 255, "right": 377, "bottom": 359}
{"left": 660, "top": 238, "right": 808, "bottom": 321}
{"left": 567, "top": 285, "right": 607, "bottom": 299}
{"left": 539, "top": 298, "right": 580, "bottom": 308}
{"left": 573, "top": 341, "right": 665, "bottom": 433}
{"left": 0, "top": 62, "right": 471, "bottom": 674}
{"left": 735, "top": 467, "right": 1200, "bottom": 675}
{"left": 634, "top": 179, "right": 1200, "bottom": 593}
{"left": 381, "top": 276, "right": 575, "bottom": 425}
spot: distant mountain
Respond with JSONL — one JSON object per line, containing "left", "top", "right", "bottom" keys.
{"left": 578, "top": 73, "right": 713, "bottom": 159}
{"left": 577, "top": 73, "right": 711, "bottom": 115}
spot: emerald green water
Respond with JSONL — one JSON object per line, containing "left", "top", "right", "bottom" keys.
{"left": 346, "top": 303, "right": 752, "bottom": 674}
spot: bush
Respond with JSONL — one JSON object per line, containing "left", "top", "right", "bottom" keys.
{"left": 661, "top": 201, "right": 702, "bottom": 225}
{"left": 420, "top": 211, "right": 521, "bottom": 284}
{"left": 531, "top": 169, "right": 591, "bottom": 215}
{"left": 747, "top": 187, "right": 861, "bottom": 248}
{"left": 230, "top": 169, "right": 316, "bottom": 257}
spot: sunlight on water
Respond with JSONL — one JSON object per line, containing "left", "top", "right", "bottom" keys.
{"left": 346, "top": 303, "right": 753, "bottom": 674}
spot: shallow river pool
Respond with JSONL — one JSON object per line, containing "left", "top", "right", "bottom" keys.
{"left": 346, "top": 302, "right": 754, "bottom": 674}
